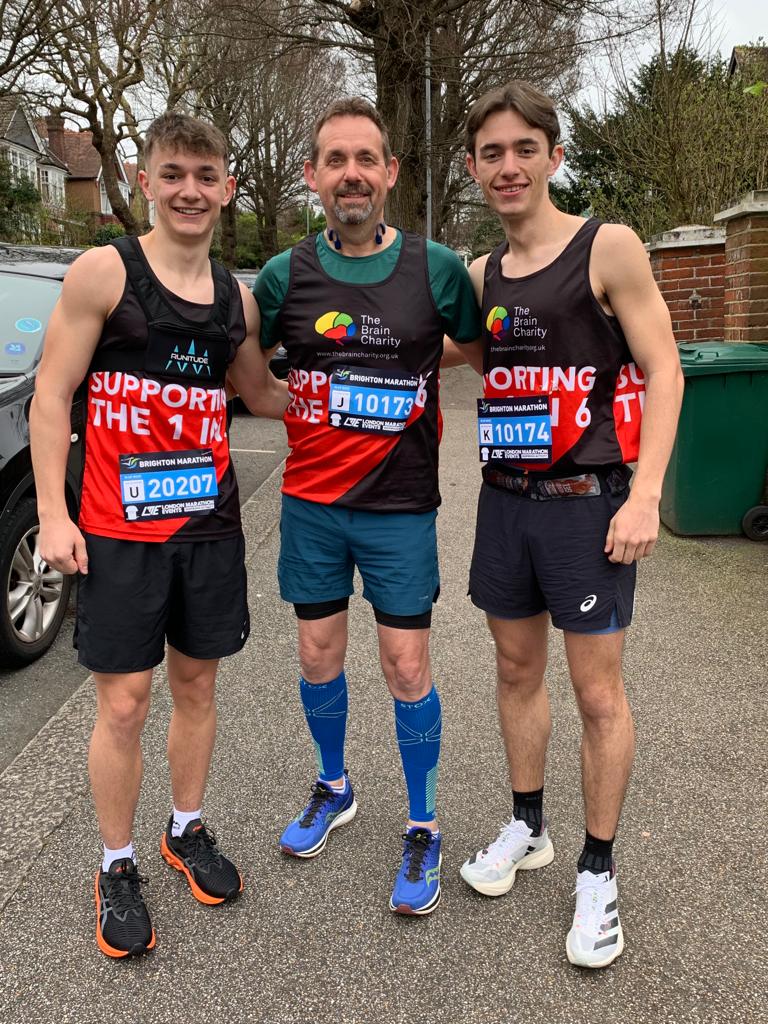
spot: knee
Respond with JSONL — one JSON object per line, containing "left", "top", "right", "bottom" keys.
{"left": 386, "top": 655, "right": 430, "bottom": 701}
{"left": 574, "top": 678, "right": 627, "bottom": 727}
{"left": 171, "top": 667, "right": 217, "bottom": 714}
{"left": 98, "top": 691, "right": 149, "bottom": 742}
{"left": 298, "top": 636, "right": 344, "bottom": 682}
{"left": 496, "top": 647, "right": 546, "bottom": 694}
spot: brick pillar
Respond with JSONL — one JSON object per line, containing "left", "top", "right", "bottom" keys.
{"left": 647, "top": 225, "right": 726, "bottom": 343}
{"left": 714, "top": 190, "right": 768, "bottom": 344}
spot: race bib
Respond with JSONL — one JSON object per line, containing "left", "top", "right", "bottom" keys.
{"left": 119, "top": 449, "right": 219, "bottom": 522}
{"left": 477, "top": 395, "right": 552, "bottom": 464}
{"left": 328, "top": 366, "right": 419, "bottom": 435}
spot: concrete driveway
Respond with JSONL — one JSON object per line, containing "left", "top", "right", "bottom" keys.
{"left": 0, "top": 367, "right": 765, "bottom": 1024}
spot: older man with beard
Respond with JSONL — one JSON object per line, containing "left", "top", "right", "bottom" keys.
{"left": 253, "top": 97, "right": 481, "bottom": 915}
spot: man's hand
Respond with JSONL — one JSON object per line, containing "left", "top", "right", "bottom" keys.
{"left": 604, "top": 495, "right": 659, "bottom": 564}
{"left": 39, "top": 517, "right": 89, "bottom": 575}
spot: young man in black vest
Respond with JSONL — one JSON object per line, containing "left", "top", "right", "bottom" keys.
{"left": 253, "top": 98, "right": 481, "bottom": 915}
{"left": 455, "top": 82, "right": 683, "bottom": 966}
{"left": 31, "top": 113, "right": 287, "bottom": 958}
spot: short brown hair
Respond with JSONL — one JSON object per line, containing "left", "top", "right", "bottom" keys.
{"left": 144, "top": 111, "right": 229, "bottom": 166}
{"left": 310, "top": 97, "right": 392, "bottom": 164}
{"left": 465, "top": 81, "right": 560, "bottom": 156}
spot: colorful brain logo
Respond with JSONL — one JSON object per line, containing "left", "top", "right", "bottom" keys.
{"left": 486, "top": 305, "right": 511, "bottom": 338}
{"left": 315, "top": 311, "right": 357, "bottom": 344}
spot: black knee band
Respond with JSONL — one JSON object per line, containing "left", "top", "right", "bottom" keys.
{"left": 293, "top": 597, "right": 350, "bottom": 621}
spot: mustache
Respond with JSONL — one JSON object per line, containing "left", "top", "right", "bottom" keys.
{"left": 335, "top": 185, "right": 373, "bottom": 197}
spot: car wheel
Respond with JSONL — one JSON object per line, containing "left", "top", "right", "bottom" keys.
{"left": 0, "top": 497, "right": 74, "bottom": 668}
{"left": 742, "top": 505, "right": 768, "bottom": 542}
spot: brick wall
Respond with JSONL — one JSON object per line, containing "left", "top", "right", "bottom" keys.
{"left": 647, "top": 227, "right": 726, "bottom": 343}
{"left": 714, "top": 191, "right": 768, "bottom": 344}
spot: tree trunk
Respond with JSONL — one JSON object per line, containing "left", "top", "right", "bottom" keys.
{"left": 90, "top": 123, "right": 141, "bottom": 235}
{"left": 221, "top": 198, "right": 237, "bottom": 267}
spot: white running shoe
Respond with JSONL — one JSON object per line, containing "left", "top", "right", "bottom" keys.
{"left": 566, "top": 866, "right": 625, "bottom": 968}
{"left": 459, "top": 817, "right": 554, "bottom": 896}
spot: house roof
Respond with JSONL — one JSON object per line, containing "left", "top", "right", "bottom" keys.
{"left": 0, "top": 95, "right": 21, "bottom": 136}
{"left": 728, "top": 46, "right": 768, "bottom": 78}
{"left": 37, "top": 122, "right": 102, "bottom": 178}
{"left": 39, "top": 142, "right": 68, "bottom": 172}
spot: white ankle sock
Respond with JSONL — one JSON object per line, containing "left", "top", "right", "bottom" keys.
{"left": 172, "top": 807, "right": 202, "bottom": 837}
{"left": 102, "top": 842, "right": 136, "bottom": 872}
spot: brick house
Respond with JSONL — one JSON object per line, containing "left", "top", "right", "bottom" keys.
{"left": 0, "top": 95, "right": 68, "bottom": 215}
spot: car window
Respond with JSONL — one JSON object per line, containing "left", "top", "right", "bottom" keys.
{"left": 0, "top": 274, "right": 62, "bottom": 375}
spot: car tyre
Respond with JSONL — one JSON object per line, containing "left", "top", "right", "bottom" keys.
{"left": 0, "top": 497, "right": 73, "bottom": 667}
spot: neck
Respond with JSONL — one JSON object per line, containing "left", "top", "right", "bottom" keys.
{"left": 500, "top": 199, "right": 568, "bottom": 254}
{"left": 323, "top": 219, "right": 393, "bottom": 258}
{"left": 139, "top": 226, "right": 213, "bottom": 279}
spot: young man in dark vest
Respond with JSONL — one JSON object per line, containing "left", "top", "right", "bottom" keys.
{"left": 31, "top": 113, "right": 288, "bottom": 958}
{"left": 254, "top": 98, "right": 481, "bottom": 915}
{"left": 456, "top": 81, "right": 683, "bottom": 966}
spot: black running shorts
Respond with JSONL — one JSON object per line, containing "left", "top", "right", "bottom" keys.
{"left": 74, "top": 533, "right": 250, "bottom": 674}
{"left": 468, "top": 482, "right": 636, "bottom": 633}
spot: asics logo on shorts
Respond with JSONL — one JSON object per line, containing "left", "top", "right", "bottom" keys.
{"left": 580, "top": 594, "right": 597, "bottom": 612}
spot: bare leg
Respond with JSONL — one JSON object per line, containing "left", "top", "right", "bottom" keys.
{"left": 487, "top": 612, "right": 551, "bottom": 792}
{"left": 564, "top": 630, "right": 635, "bottom": 839}
{"left": 296, "top": 611, "right": 349, "bottom": 787}
{"left": 89, "top": 671, "right": 153, "bottom": 848}
{"left": 166, "top": 646, "right": 220, "bottom": 812}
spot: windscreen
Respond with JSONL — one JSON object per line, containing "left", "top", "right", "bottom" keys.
{"left": 0, "top": 274, "right": 61, "bottom": 375}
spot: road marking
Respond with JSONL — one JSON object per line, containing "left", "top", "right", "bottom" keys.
{"left": 230, "top": 448, "right": 277, "bottom": 454}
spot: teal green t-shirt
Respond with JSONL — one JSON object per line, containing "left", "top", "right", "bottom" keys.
{"left": 253, "top": 231, "right": 480, "bottom": 349}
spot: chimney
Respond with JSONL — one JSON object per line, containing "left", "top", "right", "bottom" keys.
{"left": 45, "top": 114, "right": 66, "bottom": 162}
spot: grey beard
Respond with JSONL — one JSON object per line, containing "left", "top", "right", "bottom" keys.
{"left": 333, "top": 198, "right": 374, "bottom": 224}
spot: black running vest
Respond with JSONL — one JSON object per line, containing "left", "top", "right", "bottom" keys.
{"left": 480, "top": 219, "right": 645, "bottom": 475}
{"left": 276, "top": 232, "right": 445, "bottom": 511}
{"left": 79, "top": 235, "right": 245, "bottom": 542}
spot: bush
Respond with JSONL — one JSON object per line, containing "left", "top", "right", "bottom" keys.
{"left": 91, "top": 222, "right": 125, "bottom": 246}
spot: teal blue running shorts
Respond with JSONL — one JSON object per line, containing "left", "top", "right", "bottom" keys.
{"left": 278, "top": 494, "right": 440, "bottom": 617}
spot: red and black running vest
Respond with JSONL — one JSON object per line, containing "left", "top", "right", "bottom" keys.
{"left": 276, "top": 232, "right": 445, "bottom": 512}
{"left": 78, "top": 235, "right": 245, "bottom": 542}
{"left": 480, "top": 218, "right": 645, "bottom": 475}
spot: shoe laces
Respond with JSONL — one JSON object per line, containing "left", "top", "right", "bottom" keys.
{"left": 484, "top": 817, "right": 532, "bottom": 859}
{"left": 572, "top": 870, "right": 612, "bottom": 933}
{"left": 104, "top": 860, "right": 149, "bottom": 917}
{"left": 299, "top": 783, "right": 336, "bottom": 828}
{"left": 401, "top": 829, "right": 434, "bottom": 882}
{"left": 178, "top": 821, "right": 222, "bottom": 868}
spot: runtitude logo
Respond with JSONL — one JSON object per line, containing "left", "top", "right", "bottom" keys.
{"left": 315, "top": 311, "right": 357, "bottom": 345}
{"left": 486, "top": 305, "right": 511, "bottom": 339}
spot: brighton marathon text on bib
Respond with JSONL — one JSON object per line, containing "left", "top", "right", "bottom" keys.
{"left": 477, "top": 395, "right": 552, "bottom": 464}
{"left": 328, "top": 366, "right": 419, "bottom": 435}
{"left": 119, "top": 449, "right": 219, "bottom": 522}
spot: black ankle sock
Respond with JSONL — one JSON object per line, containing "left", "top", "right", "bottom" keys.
{"left": 512, "top": 787, "right": 544, "bottom": 836}
{"left": 578, "top": 830, "right": 614, "bottom": 875}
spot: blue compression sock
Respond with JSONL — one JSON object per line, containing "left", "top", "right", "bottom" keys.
{"left": 299, "top": 672, "right": 348, "bottom": 782}
{"left": 394, "top": 685, "right": 442, "bottom": 822}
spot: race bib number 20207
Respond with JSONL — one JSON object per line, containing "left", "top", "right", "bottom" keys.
{"left": 119, "top": 448, "right": 219, "bottom": 522}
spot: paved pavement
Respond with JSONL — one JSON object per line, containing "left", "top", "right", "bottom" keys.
{"left": 0, "top": 368, "right": 766, "bottom": 1024}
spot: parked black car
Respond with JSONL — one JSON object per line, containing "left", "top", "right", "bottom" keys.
{"left": 0, "top": 245, "right": 84, "bottom": 667}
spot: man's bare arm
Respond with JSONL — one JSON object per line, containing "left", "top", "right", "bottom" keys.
{"left": 441, "top": 336, "right": 483, "bottom": 371}
{"left": 594, "top": 225, "right": 684, "bottom": 564}
{"left": 226, "top": 284, "right": 290, "bottom": 419}
{"left": 30, "top": 247, "right": 124, "bottom": 574}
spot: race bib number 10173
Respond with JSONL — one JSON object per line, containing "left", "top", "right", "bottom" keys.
{"left": 328, "top": 366, "right": 419, "bottom": 435}
{"left": 477, "top": 395, "right": 552, "bottom": 464}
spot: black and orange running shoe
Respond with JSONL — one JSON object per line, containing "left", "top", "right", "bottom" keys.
{"left": 95, "top": 858, "right": 155, "bottom": 958}
{"left": 160, "top": 817, "right": 243, "bottom": 905}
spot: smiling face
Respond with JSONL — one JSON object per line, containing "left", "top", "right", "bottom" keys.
{"left": 304, "top": 115, "right": 398, "bottom": 230}
{"left": 467, "top": 108, "right": 563, "bottom": 221}
{"left": 138, "top": 146, "right": 235, "bottom": 240}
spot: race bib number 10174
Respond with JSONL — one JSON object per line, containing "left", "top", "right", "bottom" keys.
{"left": 477, "top": 395, "right": 552, "bottom": 464}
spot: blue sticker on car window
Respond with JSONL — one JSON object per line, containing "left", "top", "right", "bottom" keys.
{"left": 15, "top": 318, "right": 42, "bottom": 333}
{"left": 4, "top": 342, "right": 26, "bottom": 354}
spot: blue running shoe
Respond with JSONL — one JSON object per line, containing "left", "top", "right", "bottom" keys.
{"left": 389, "top": 827, "right": 442, "bottom": 915}
{"left": 279, "top": 774, "right": 357, "bottom": 858}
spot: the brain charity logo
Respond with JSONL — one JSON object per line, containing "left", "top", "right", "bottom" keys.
{"left": 486, "top": 305, "right": 511, "bottom": 339}
{"left": 315, "top": 311, "right": 357, "bottom": 345}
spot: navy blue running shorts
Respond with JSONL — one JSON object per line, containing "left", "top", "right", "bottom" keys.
{"left": 468, "top": 482, "right": 636, "bottom": 633}
{"left": 74, "top": 532, "right": 250, "bottom": 674}
{"left": 278, "top": 494, "right": 440, "bottom": 618}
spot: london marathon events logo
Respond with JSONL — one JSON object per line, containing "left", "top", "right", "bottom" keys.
{"left": 486, "top": 305, "right": 511, "bottom": 339}
{"left": 315, "top": 311, "right": 357, "bottom": 346}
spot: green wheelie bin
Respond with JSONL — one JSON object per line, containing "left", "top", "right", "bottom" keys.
{"left": 660, "top": 343, "right": 768, "bottom": 538}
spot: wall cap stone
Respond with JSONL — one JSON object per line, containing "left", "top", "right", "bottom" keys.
{"left": 646, "top": 225, "right": 726, "bottom": 252}
{"left": 714, "top": 190, "right": 768, "bottom": 223}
